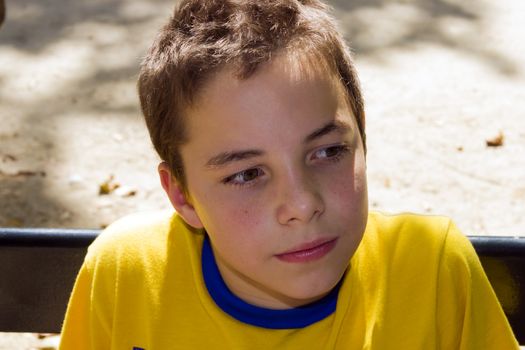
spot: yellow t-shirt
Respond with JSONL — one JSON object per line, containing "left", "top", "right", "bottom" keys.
{"left": 59, "top": 211, "right": 519, "bottom": 349}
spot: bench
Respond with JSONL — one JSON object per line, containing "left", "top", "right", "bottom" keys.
{"left": 0, "top": 228, "right": 524, "bottom": 344}
{"left": 0, "top": 0, "right": 5, "bottom": 28}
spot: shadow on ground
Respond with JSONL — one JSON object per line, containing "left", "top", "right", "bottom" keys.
{"left": 332, "top": 0, "right": 519, "bottom": 76}
{"left": 0, "top": 0, "right": 521, "bottom": 227}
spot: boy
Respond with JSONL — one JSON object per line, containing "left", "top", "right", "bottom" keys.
{"left": 59, "top": 0, "right": 518, "bottom": 348}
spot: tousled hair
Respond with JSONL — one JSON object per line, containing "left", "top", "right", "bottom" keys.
{"left": 138, "top": 0, "right": 365, "bottom": 189}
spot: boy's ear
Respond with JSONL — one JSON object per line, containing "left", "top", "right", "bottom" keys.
{"left": 158, "top": 162, "right": 204, "bottom": 229}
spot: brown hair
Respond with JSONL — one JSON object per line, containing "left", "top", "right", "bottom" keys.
{"left": 138, "top": 0, "right": 365, "bottom": 189}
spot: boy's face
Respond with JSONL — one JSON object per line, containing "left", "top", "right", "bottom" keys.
{"left": 161, "top": 57, "right": 368, "bottom": 309}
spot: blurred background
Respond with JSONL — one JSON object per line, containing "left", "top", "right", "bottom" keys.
{"left": 1, "top": 0, "right": 523, "bottom": 235}
{"left": 0, "top": 0, "right": 524, "bottom": 346}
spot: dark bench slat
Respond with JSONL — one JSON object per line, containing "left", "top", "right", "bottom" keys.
{"left": 470, "top": 235, "right": 525, "bottom": 257}
{"left": 0, "top": 229, "right": 99, "bottom": 333}
{"left": 0, "top": 228, "right": 99, "bottom": 248}
{"left": 0, "top": 229, "right": 523, "bottom": 344}
{"left": 0, "top": 246, "right": 89, "bottom": 333}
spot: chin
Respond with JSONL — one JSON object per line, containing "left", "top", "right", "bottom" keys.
{"left": 281, "top": 274, "right": 342, "bottom": 306}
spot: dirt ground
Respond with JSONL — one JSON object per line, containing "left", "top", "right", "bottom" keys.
{"left": 1, "top": 0, "right": 524, "bottom": 348}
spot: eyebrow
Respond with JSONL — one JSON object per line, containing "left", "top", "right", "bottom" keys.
{"left": 304, "top": 120, "right": 353, "bottom": 143}
{"left": 204, "top": 120, "right": 353, "bottom": 169}
{"left": 205, "top": 150, "right": 264, "bottom": 169}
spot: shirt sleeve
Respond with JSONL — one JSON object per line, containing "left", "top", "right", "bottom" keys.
{"left": 436, "top": 220, "right": 519, "bottom": 350}
{"left": 59, "top": 261, "right": 112, "bottom": 350}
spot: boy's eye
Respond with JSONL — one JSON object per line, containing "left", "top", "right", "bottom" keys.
{"left": 311, "top": 144, "right": 350, "bottom": 161}
{"left": 223, "top": 167, "right": 264, "bottom": 186}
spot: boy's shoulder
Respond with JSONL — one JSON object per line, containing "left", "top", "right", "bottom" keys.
{"left": 366, "top": 211, "right": 467, "bottom": 253}
{"left": 368, "top": 211, "right": 453, "bottom": 236}
{"left": 84, "top": 210, "right": 187, "bottom": 267}
{"left": 364, "top": 211, "right": 474, "bottom": 266}
{"left": 96, "top": 210, "right": 174, "bottom": 242}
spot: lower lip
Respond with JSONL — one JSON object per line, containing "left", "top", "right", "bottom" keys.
{"left": 275, "top": 238, "right": 338, "bottom": 263}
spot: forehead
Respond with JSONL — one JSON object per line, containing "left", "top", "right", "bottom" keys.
{"left": 180, "top": 54, "right": 356, "bottom": 158}
{"left": 189, "top": 53, "right": 351, "bottom": 124}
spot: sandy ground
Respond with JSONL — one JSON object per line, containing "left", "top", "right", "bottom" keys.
{"left": 1, "top": 0, "right": 524, "bottom": 348}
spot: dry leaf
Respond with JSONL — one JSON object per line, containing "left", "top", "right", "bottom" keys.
{"left": 15, "top": 170, "right": 46, "bottom": 177}
{"left": 37, "top": 334, "right": 61, "bottom": 350}
{"left": 6, "top": 217, "right": 24, "bottom": 227}
{"left": 1, "top": 154, "right": 17, "bottom": 162}
{"left": 0, "top": 169, "right": 46, "bottom": 177}
{"left": 486, "top": 131, "right": 504, "bottom": 147}
{"left": 37, "top": 333, "right": 57, "bottom": 339}
{"left": 99, "top": 175, "right": 120, "bottom": 195}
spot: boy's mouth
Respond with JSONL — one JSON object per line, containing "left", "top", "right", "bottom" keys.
{"left": 275, "top": 237, "right": 338, "bottom": 263}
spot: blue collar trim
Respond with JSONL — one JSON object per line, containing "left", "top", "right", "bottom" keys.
{"left": 201, "top": 235, "right": 341, "bottom": 329}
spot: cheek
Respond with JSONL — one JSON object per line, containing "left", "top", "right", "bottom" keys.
{"left": 206, "top": 198, "right": 273, "bottom": 266}
{"left": 326, "top": 161, "right": 368, "bottom": 214}
{"left": 226, "top": 205, "right": 262, "bottom": 231}
{"left": 198, "top": 191, "right": 268, "bottom": 244}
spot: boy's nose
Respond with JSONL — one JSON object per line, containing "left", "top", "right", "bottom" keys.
{"left": 275, "top": 173, "right": 324, "bottom": 226}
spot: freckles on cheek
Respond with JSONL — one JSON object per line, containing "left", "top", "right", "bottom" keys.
{"left": 223, "top": 202, "right": 262, "bottom": 230}
{"left": 328, "top": 175, "right": 364, "bottom": 210}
